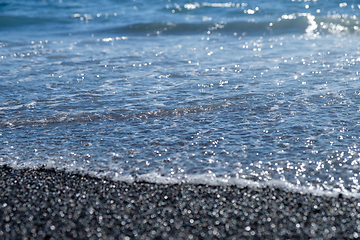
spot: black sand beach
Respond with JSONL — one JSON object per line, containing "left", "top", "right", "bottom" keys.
{"left": 0, "top": 166, "right": 359, "bottom": 239}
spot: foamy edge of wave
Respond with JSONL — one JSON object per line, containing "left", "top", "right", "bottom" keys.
{"left": 131, "top": 172, "right": 360, "bottom": 199}
{"left": 2, "top": 162, "right": 359, "bottom": 199}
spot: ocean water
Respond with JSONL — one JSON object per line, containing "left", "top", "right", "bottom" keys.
{"left": 1, "top": 0, "right": 360, "bottom": 197}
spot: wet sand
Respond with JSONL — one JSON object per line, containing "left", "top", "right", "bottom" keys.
{"left": 0, "top": 166, "right": 359, "bottom": 239}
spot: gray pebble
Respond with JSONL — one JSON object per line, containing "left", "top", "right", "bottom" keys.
{"left": 0, "top": 166, "right": 359, "bottom": 239}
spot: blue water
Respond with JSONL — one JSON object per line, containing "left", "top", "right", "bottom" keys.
{"left": 1, "top": 0, "right": 360, "bottom": 196}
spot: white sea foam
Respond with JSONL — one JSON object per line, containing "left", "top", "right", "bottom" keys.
{"left": 130, "top": 172, "right": 360, "bottom": 199}
{"left": 2, "top": 160, "right": 359, "bottom": 199}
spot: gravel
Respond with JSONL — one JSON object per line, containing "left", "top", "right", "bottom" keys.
{"left": 1, "top": 166, "right": 360, "bottom": 239}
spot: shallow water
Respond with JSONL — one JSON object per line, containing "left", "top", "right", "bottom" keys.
{"left": 1, "top": 0, "right": 360, "bottom": 196}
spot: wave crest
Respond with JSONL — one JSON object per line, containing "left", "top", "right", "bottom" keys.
{"left": 0, "top": 102, "right": 231, "bottom": 128}
{"left": 104, "top": 14, "right": 360, "bottom": 36}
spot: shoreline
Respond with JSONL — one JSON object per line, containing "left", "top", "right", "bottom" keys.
{"left": 0, "top": 166, "right": 359, "bottom": 239}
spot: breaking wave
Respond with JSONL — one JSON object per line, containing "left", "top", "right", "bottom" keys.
{"left": 101, "top": 14, "right": 360, "bottom": 36}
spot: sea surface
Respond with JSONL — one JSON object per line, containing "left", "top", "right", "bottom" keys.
{"left": 1, "top": 0, "right": 360, "bottom": 197}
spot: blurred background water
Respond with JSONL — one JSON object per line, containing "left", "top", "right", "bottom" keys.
{"left": 1, "top": 0, "right": 360, "bottom": 196}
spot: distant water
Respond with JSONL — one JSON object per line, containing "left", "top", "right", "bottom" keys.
{"left": 1, "top": 0, "right": 360, "bottom": 197}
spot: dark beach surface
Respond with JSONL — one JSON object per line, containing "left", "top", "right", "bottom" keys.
{"left": 0, "top": 166, "right": 359, "bottom": 239}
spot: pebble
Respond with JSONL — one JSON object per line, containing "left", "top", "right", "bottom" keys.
{"left": 0, "top": 166, "right": 359, "bottom": 239}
